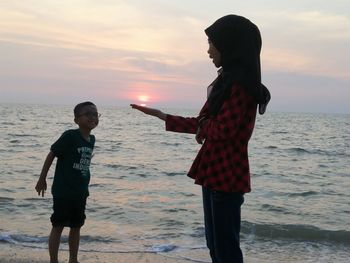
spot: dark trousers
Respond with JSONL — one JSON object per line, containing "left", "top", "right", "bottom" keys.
{"left": 202, "top": 187, "right": 244, "bottom": 263}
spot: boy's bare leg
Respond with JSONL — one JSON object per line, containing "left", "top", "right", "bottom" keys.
{"left": 49, "top": 226, "right": 64, "bottom": 263}
{"left": 68, "top": 227, "right": 81, "bottom": 263}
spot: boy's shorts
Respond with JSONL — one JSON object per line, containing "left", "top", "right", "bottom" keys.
{"left": 51, "top": 197, "right": 87, "bottom": 228}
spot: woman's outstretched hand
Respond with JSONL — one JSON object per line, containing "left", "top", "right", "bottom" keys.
{"left": 130, "top": 104, "right": 167, "bottom": 121}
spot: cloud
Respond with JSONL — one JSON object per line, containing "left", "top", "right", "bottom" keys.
{"left": 293, "top": 11, "right": 350, "bottom": 40}
{"left": 0, "top": 1, "right": 207, "bottom": 59}
{"left": 258, "top": 10, "right": 350, "bottom": 80}
{"left": 0, "top": 1, "right": 349, "bottom": 113}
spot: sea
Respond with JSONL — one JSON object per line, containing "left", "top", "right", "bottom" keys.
{"left": 0, "top": 103, "right": 349, "bottom": 263}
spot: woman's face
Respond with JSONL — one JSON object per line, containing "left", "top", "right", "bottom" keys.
{"left": 207, "top": 40, "right": 221, "bottom": 68}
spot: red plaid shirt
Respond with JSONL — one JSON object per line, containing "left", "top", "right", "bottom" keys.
{"left": 165, "top": 84, "right": 257, "bottom": 193}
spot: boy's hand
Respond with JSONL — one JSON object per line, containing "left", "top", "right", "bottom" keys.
{"left": 35, "top": 178, "right": 47, "bottom": 197}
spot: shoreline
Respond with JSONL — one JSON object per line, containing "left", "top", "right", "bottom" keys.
{"left": 0, "top": 243, "right": 197, "bottom": 263}
{"left": 0, "top": 243, "right": 265, "bottom": 263}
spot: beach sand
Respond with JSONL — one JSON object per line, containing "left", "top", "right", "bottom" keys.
{"left": 0, "top": 244, "right": 194, "bottom": 263}
{"left": 0, "top": 244, "right": 263, "bottom": 263}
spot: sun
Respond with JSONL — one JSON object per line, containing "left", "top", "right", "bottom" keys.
{"left": 137, "top": 95, "right": 150, "bottom": 106}
{"left": 127, "top": 90, "right": 158, "bottom": 106}
{"left": 138, "top": 95, "right": 149, "bottom": 102}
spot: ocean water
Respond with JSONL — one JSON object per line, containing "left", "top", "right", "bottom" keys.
{"left": 0, "top": 103, "right": 349, "bottom": 263}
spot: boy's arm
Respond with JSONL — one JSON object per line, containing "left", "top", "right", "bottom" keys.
{"left": 35, "top": 151, "right": 55, "bottom": 197}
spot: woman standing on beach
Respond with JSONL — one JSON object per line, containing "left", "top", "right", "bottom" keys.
{"left": 131, "top": 14, "right": 270, "bottom": 263}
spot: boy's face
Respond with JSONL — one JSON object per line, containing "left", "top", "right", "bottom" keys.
{"left": 75, "top": 105, "right": 99, "bottom": 131}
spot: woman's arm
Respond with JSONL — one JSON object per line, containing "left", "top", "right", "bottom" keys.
{"left": 130, "top": 104, "right": 167, "bottom": 120}
{"left": 131, "top": 103, "right": 209, "bottom": 134}
{"left": 198, "top": 85, "right": 255, "bottom": 141}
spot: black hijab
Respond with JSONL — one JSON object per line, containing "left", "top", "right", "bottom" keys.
{"left": 205, "top": 14, "right": 271, "bottom": 115}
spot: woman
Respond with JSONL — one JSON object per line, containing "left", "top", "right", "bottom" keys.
{"left": 131, "top": 14, "right": 270, "bottom": 263}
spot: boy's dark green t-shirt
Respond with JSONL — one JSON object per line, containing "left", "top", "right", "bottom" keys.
{"left": 51, "top": 129, "right": 95, "bottom": 199}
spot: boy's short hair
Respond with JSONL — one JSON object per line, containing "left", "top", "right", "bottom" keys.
{"left": 74, "top": 101, "right": 96, "bottom": 117}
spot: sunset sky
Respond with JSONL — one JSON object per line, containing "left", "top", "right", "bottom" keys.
{"left": 1, "top": 0, "right": 349, "bottom": 114}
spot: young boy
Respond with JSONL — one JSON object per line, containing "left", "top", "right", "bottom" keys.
{"left": 35, "top": 101, "right": 99, "bottom": 263}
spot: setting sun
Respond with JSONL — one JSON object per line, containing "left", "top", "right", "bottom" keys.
{"left": 136, "top": 95, "right": 149, "bottom": 106}
{"left": 138, "top": 95, "right": 149, "bottom": 102}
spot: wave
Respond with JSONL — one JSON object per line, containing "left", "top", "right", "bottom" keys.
{"left": 0, "top": 232, "right": 181, "bottom": 254}
{"left": 0, "top": 233, "right": 117, "bottom": 246}
{"left": 2, "top": 221, "right": 349, "bottom": 253}
{"left": 0, "top": 233, "right": 46, "bottom": 245}
{"left": 271, "top": 131, "right": 289, "bottom": 134}
{"left": 164, "top": 172, "right": 184, "bottom": 177}
{"left": 0, "top": 197, "right": 15, "bottom": 202}
{"left": 104, "top": 164, "right": 138, "bottom": 170}
{"left": 287, "top": 147, "right": 310, "bottom": 154}
{"left": 160, "top": 142, "right": 182, "bottom": 146}
{"left": 266, "top": 145, "right": 278, "bottom": 149}
{"left": 148, "top": 244, "right": 178, "bottom": 253}
{"left": 286, "top": 190, "right": 319, "bottom": 197}
{"left": 241, "top": 222, "right": 350, "bottom": 244}
{"left": 286, "top": 147, "right": 350, "bottom": 157}
{"left": 0, "top": 122, "right": 15, "bottom": 125}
